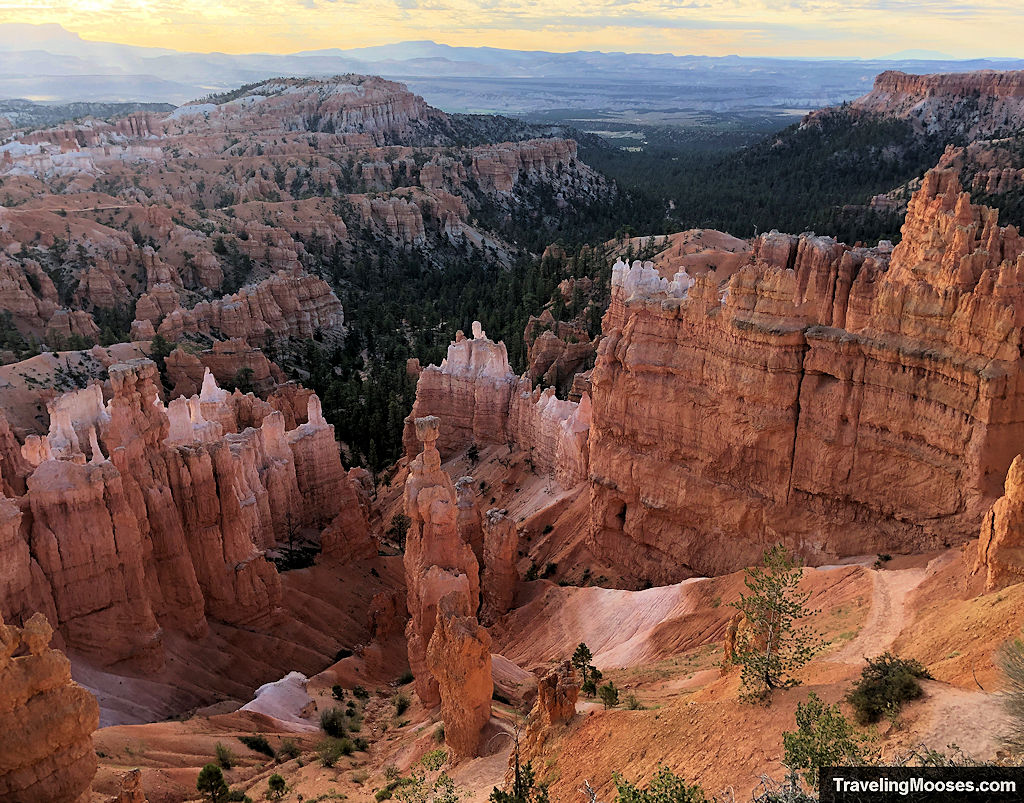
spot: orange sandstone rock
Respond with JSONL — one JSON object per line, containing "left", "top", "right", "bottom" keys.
{"left": 0, "top": 612, "right": 100, "bottom": 803}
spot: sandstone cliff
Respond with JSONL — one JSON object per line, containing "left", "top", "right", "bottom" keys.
{"left": 589, "top": 169, "right": 1024, "bottom": 583}
{"left": 0, "top": 360, "right": 367, "bottom": 669}
{"left": 404, "top": 322, "right": 591, "bottom": 486}
{"left": 853, "top": 70, "right": 1024, "bottom": 138}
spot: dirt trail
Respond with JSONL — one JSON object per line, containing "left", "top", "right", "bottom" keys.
{"left": 901, "top": 680, "right": 1010, "bottom": 760}
{"left": 828, "top": 566, "right": 928, "bottom": 664}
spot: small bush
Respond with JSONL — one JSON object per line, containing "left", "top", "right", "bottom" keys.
{"left": 599, "top": 681, "right": 620, "bottom": 709}
{"left": 846, "top": 652, "right": 931, "bottom": 724}
{"left": 421, "top": 747, "right": 448, "bottom": 770}
{"left": 267, "top": 773, "right": 287, "bottom": 799}
{"left": 353, "top": 686, "right": 370, "bottom": 699}
{"left": 542, "top": 524, "right": 554, "bottom": 535}
{"left": 613, "top": 765, "right": 705, "bottom": 803}
{"left": 434, "top": 724, "right": 445, "bottom": 743}
{"left": 783, "top": 691, "right": 863, "bottom": 790}
{"left": 321, "top": 706, "right": 348, "bottom": 737}
{"left": 625, "top": 693, "right": 645, "bottom": 710}
{"left": 393, "top": 692, "right": 411, "bottom": 715}
{"left": 238, "top": 734, "right": 274, "bottom": 758}
{"left": 542, "top": 562, "right": 558, "bottom": 578}
{"left": 397, "top": 670, "right": 415, "bottom": 685}
{"left": 354, "top": 736, "right": 369, "bottom": 752}
{"left": 277, "top": 738, "right": 301, "bottom": 761}
{"left": 215, "top": 741, "right": 234, "bottom": 769}
{"left": 318, "top": 737, "right": 355, "bottom": 767}
{"left": 332, "top": 684, "right": 346, "bottom": 700}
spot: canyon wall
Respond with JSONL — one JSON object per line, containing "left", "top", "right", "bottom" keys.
{"left": 404, "top": 322, "right": 591, "bottom": 487}
{"left": 0, "top": 360, "right": 366, "bottom": 670}
{"left": 850, "top": 69, "right": 1024, "bottom": 137}
{"left": 589, "top": 168, "right": 1024, "bottom": 583}
{"left": 401, "top": 168, "right": 1024, "bottom": 586}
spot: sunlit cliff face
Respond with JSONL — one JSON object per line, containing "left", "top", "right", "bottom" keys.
{"left": 2, "top": 0, "right": 1021, "bottom": 58}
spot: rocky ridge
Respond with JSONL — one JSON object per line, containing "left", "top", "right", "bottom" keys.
{"left": 0, "top": 359, "right": 370, "bottom": 670}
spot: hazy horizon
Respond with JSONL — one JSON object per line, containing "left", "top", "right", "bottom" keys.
{"left": 0, "top": 2, "right": 1022, "bottom": 61}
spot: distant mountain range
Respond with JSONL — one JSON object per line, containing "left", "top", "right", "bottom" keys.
{"left": 2, "top": 23, "right": 1024, "bottom": 117}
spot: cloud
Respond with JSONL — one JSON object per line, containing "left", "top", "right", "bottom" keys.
{"left": 0, "top": 0, "right": 1021, "bottom": 58}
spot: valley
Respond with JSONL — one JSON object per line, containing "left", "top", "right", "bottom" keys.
{"left": 1, "top": 54, "right": 1024, "bottom": 803}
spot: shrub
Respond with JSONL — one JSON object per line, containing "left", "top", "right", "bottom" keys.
{"left": 783, "top": 692, "right": 864, "bottom": 789}
{"left": 421, "top": 747, "right": 448, "bottom": 770}
{"left": 467, "top": 443, "right": 480, "bottom": 463}
{"left": 625, "top": 693, "right": 645, "bottom": 710}
{"left": 267, "top": 773, "right": 287, "bottom": 799}
{"left": 393, "top": 692, "right": 411, "bottom": 715}
{"left": 277, "top": 738, "right": 301, "bottom": 761}
{"left": 214, "top": 742, "right": 234, "bottom": 769}
{"left": 998, "top": 630, "right": 1024, "bottom": 748}
{"left": 846, "top": 653, "right": 931, "bottom": 724}
{"left": 196, "top": 763, "right": 228, "bottom": 802}
{"left": 318, "top": 737, "right": 354, "bottom": 767}
{"left": 225, "top": 790, "right": 251, "bottom": 803}
{"left": 332, "top": 684, "right": 346, "bottom": 700}
{"left": 398, "top": 670, "right": 415, "bottom": 685}
{"left": 354, "top": 736, "right": 369, "bottom": 751}
{"left": 353, "top": 686, "right": 370, "bottom": 699}
{"left": 434, "top": 724, "right": 445, "bottom": 743}
{"left": 320, "top": 707, "right": 347, "bottom": 737}
{"left": 613, "top": 766, "right": 706, "bottom": 803}
{"left": 599, "top": 681, "right": 620, "bottom": 709}
{"left": 238, "top": 734, "right": 274, "bottom": 758}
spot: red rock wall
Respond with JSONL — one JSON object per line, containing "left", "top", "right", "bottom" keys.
{"left": 1, "top": 360, "right": 366, "bottom": 668}
{"left": 588, "top": 169, "right": 1024, "bottom": 584}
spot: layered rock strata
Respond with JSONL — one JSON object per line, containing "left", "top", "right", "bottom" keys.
{"left": 404, "top": 322, "right": 592, "bottom": 486}
{"left": 0, "top": 360, "right": 366, "bottom": 668}
{"left": 590, "top": 169, "right": 1024, "bottom": 582}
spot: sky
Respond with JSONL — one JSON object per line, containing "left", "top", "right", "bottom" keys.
{"left": 0, "top": 0, "right": 1022, "bottom": 59}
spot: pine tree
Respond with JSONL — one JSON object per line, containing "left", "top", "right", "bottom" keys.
{"left": 732, "top": 545, "right": 818, "bottom": 702}
{"left": 572, "top": 642, "right": 593, "bottom": 686}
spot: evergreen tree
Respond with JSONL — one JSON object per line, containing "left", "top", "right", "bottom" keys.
{"left": 732, "top": 545, "right": 818, "bottom": 702}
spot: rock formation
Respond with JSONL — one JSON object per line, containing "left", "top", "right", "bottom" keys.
{"left": 0, "top": 360, "right": 367, "bottom": 669}
{"left": 852, "top": 70, "right": 1024, "bottom": 138}
{"left": 517, "top": 661, "right": 578, "bottom": 771}
{"left": 405, "top": 322, "right": 592, "bottom": 486}
{"left": 481, "top": 508, "right": 519, "bottom": 624}
{"left": 588, "top": 170, "right": 1024, "bottom": 582}
{"left": 147, "top": 271, "right": 343, "bottom": 344}
{"left": 975, "top": 455, "right": 1024, "bottom": 592}
{"left": 524, "top": 311, "right": 597, "bottom": 396}
{"left": 425, "top": 591, "right": 493, "bottom": 759}
{"left": 403, "top": 415, "right": 481, "bottom": 709}
{"left": 110, "top": 768, "right": 148, "bottom": 803}
{"left": 0, "top": 611, "right": 100, "bottom": 803}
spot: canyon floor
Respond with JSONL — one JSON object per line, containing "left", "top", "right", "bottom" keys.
{"left": 84, "top": 444, "right": 1024, "bottom": 803}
